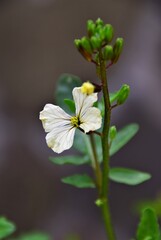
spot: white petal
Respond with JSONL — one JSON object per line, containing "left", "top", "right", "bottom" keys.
{"left": 46, "top": 125, "right": 76, "bottom": 153}
{"left": 72, "top": 87, "right": 98, "bottom": 116}
{"left": 39, "top": 104, "right": 71, "bottom": 132}
{"left": 79, "top": 107, "right": 102, "bottom": 133}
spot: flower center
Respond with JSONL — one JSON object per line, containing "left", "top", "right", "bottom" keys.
{"left": 70, "top": 116, "right": 80, "bottom": 128}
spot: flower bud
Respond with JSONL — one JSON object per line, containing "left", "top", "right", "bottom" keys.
{"left": 87, "top": 20, "right": 96, "bottom": 37}
{"left": 90, "top": 36, "right": 102, "bottom": 49}
{"left": 117, "top": 84, "right": 130, "bottom": 105}
{"left": 81, "top": 81, "right": 95, "bottom": 95}
{"left": 95, "top": 18, "right": 104, "bottom": 26}
{"left": 104, "top": 24, "right": 114, "bottom": 43}
{"left": 112, "top": 38, "right": 124, "bottom": 63}
{"left": 103, "top": 45, "right": 113, "bottom": 60}
{"left": 109, "top": 126, "right": 117, "bottom": 141}
{"left": 74, "top": 39, "right": 92, "bottom": 62}
{"left": 81, "top": 37, "right": 92, "bottom": 54}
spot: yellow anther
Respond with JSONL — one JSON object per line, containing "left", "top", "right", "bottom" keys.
{"left": 81, "top": 82, "right": 95, "bottom": 95}
{"left": 70, "top": 116, "right": 79, "bottom": 128}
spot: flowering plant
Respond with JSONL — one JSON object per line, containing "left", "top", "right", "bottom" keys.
{"left": 0, "top": 18, "right": 160, "bottom": 240}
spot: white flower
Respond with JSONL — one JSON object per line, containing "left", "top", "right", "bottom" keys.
{"left": 39, "top": 87, "right": 102, "bottom": 154}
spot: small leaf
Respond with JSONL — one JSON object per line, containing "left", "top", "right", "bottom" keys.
{"left": 49, "top": 155, "right": 89, "bottom": 165}
{"left": 16, "top": 232, "right": 51, "bottom": 240}
{"left": 61, "top": 174, "right": 95, "bottom": 188}
{"left": 110, "top": 91, "right": 119, "bottom": 104}
{"left": 110, "top": 123, "right": 139, "bottom": 156}
{"left": 73, "top": 130, "right": 88, "bottom": 154}
{"left": 64, "top": 99, "right": 75, "bottom": 113}
{"left": 136, "top": 208, "right": 160, "bottom": 240}
{"left": 109, "top": 168, "right": 151, "bottom": 185}
{"left": 55, "top": 74, "right": 81, "bottom": 112}
{"left": 0, "top": 217, "right": 16, "bottom": 239}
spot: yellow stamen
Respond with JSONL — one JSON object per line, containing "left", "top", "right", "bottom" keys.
{"left": 70, "top": 116, "right": 79, "bottom": 128}
{"left": 81, "top": 81, "right": 95, "bottom": 95}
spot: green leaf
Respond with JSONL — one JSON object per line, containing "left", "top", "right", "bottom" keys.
{"left": 110, "top": 123, "right": 139, "bottom": 156}
{"left": 73, "top": 130, "right": 88, "bottom": 154}
{"left": 136, "top": 208, "right": 160, "bottom": 240}
{"left": 61, "top": 174, "right": 95, "bottom": 188}
{"left": 110, "top": 91, "right": 119, "bottom": 104}
{"left": 0, "top": 217, "right": 16, "bottom": 239}
{"left": 64, "top": 99, "right": 75, "bottom": 113}
{"left": 49, "top": 155, "right": 89, "bottom": 166}
{"left": 109, "top": 168, "right": 151, "bottom": 185}
{"left": 16, "top": 232, "right": 51, "bottom": 240}
{"left": 55, "top": 74, "right": 81, "bottom": 112}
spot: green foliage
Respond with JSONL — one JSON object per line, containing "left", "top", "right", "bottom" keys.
{"left": 0, "top": 217, "right": 16, "bottom": 239}
{"left": 64, "top": 99, "right": 75, "bottom": 113}
{"left": 14, "top": 232, "right": 51, "bottom": 240}
{"left": 109, "top": 168, "right": 151, "bottom": 185}
{"left": 61, "top": 174, "right": 95, "bottom": 188}
{"left": 55, "top": 74, "right": 81, "bottom": 112}
{"left": 109, "top": 126, "right": 117, "bottom": 141}
{"left": 109, "top": 84, "right": 130, "bottom": 105}
{"left": 49, "top": 155, "right": 89, "bottom": 166}
{"left": 110, "top": 123, "right": 139, "bottom": 156}
{"left": 136, "top": 208, "right": 160, "bottom": 240}
{"left": 65, "top": 234, "right": 81, "bottom": 240}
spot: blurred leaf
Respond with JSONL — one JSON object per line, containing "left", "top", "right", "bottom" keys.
{"left": 110, "top": 123, "right": 139, "bottom": 156}
{"left": 55, "top": 74, "right": 81, "bottom": 112}
{"left": 109, "top": 168, "right": 151, "bottom": 185}
{"left": 136, "top": 208, "right": 160, "bottom": 240}
{"left": 73, "top": 131, "right": 89, "bottom": 154}
{"left": 61, "top": 174, "right": 95, "bottom": 188}
{"left": 65, "top": 234, "right": 81, "bottom": 240}
{"left": 49, "top": 155, "right": 89, "bottom": 166}
{"left": 15, "top": 232, "right": 51, "bottom": 240}
{"left": 0, "top": 217, "right": 16, "bottom": 239}
{"left": 110, "top": 91, "right": 119, "bottom": 104}
{"left": 64, "top": 99, "right": 76, "bottom": 113}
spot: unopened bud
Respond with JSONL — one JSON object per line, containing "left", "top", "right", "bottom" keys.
{"left": 90, "top": 36, "right": 102, "bottom": 49}
{"left": 117, "top": 84, "right": 130, "bottom": 105}
{"left": 95, "top": 18, "right": 104, "bottom": 26}
{"left": 74, "top": 39, "right": 92, "bottom": 62}
{"left": 112, "top": 38, "right": 124, "bottom": 63}
{"left": 81, "top": 81, "right": 95, "bottom": 95}
{"left": 87, "top": 20, "right": 96, "bottom": 37}
{"left": 109, "top": 126, "right": 117, "bottom": 141}
{"left": 104, "top": 24, "right": 114, "bottom": 43}
{"left": 103, "top": 45, "right": 113, "bottom": 60}
{"left": 81, "top": 37, "right": 92, "bottom": 54}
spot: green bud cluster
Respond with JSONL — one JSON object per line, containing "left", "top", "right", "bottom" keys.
{"left": 74, "top": 18, "right": 124, "bottom": 65}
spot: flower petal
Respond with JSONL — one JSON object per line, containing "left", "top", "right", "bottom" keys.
{"left": 72, "top": 87, "right": 98, "bottom": 116}
{"left": 46, "top": 125, "right": 76, "bottom": 153}
{"left": 39, "top": 104, "right": 71, "bottom": 132}
{"left": 79, "top": 107, "right": 102, "bottom": 133}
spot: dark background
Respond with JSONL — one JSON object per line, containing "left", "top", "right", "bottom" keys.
{"left": 0, "top": 0, "right": 161, "bottom": 239}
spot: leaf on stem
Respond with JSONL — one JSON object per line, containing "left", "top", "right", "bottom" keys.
{"left": 55, "top": 74, "right": 81, "bottom": 112}
{"left": 49, "top": 155, "right": 89, "bottom": 166}
{"left": 15, "top": 232, "right": 51, "bottom": 240}
{"left": 109, "top": 168, "right": 151, "bottom": 185}
{"left": 136, "top": 208, "right": 160, "bottom": 240}
{"left": 61, "top": 174, "right": 96, "bottom": 188}
{"left": 0, "top": 217, "right": 16, "bottom": 239}
{"left": 110, "top": 123, "right": 139, "bottom": 156}
{"left": 64, "top": 99, "right": 76, "bottom": 113}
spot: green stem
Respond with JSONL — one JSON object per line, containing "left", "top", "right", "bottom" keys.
{"left": 89, "top": 134, "right": 102, "bottom": 194}
{"left": 98, "top": 51, "right": 116, "bottom": 240}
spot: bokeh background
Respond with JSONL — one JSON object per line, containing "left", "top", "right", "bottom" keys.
{"left": 0, "top": 0, "right": 161, "bottom": 239}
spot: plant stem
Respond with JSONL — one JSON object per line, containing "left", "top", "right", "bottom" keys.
{"left": 98, "top": 51, "right": 116, "bottom": 240}
{"left": 89, "top": 134, "right": 102, "bottom": 194}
